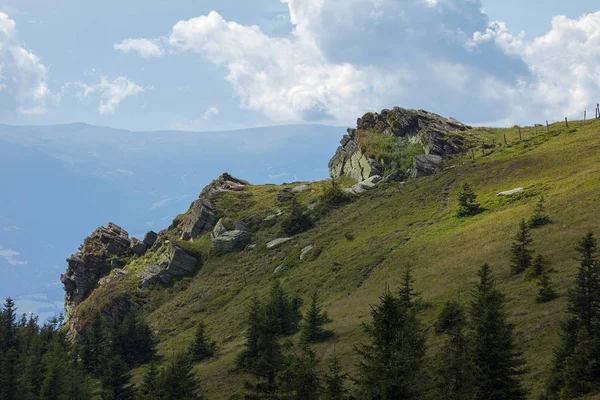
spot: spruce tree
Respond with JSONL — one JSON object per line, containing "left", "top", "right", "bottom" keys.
{"left": 524, "top": 253, "right": 546, "bottom": 280}
{"left": 398, "top": 264, "right": 420, "bottom": 308}
{"left": 322, "top": 353, "right": 349, "bottom": 400}
{"left": 81, "top": 311, "right": 108, "bottom": 374}
{"left": 355, "top": 287, "right": 426, "bottom": 399}
{"left": 281, "top": 197, "right": 313, "bottom": 235}
{"left": 40, "top": 336, "right": 68, "bottom": 400}
{"left": 102, "top": 355, "right": 134, "bottom": 400}
{"left": 160, "top": 353, "right": 203, "bottom": 400}
{"left": 189, "top": 321, "right": 216, "bottom": 362}
{"left": 456, "top": 183, "right": 481, "bottom": 217}
{"left": 470, "top": 264, "right": 527, "bottom": 400}
{"left": 510, "top": 219, "right": 534, "bottom": 275}
{"left": 112, "top": 309, "right": 155, "bottom": 366}
{"left": 137, "top": 362, "right": 161, "bottom": 400}
{"left": 433, "top": 301, "right": 475, "bottom": 400}
{"left": 266, "top": 281, "right": 302, "bottom": 336}
{"left": 0, "top": 298, "right": 18, "bottom": 400}
{"left": 300, "top": 292, "right": 333, "bottom": 344}
{"left": 278, "top": 344, "right": 321, "bottom": 400}
{"left": 236, "top": 295, "right": 263, "bottom": 370}
{"left": 536, "top": 273, "right": 557, "bottom": 303}
{"left": 528, "top": 194, "right": 550, "bottom": 228}
{"left": 547, "top": 232, "right": 600, "bottom": 397}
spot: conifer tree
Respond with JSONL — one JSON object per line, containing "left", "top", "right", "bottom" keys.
{"left": 547, "top": 232, "right": 600, "bottom": 397}
{"left": 528, "top": 194, "right": 550, "bottom": 228}
{"left": 102, "top": 355, "right": 134, "bottom": 400}
{"left": 355, "top": 287, "right": 426, "bottom": 399}
{"left": 399, "top": 264, "right": 420, "bottom": 308}
{"left": 322, "top": 352, "right": 349, "bottom": 400}
{"left": 81, "top": 311, "right": 109, "bottom": 374}
{"left": 112, "top": 309, "right": 155, "bottom": 366}
{"left": 300, "top": 292, "right": 333, "bottom": 344}
{"left": 0, "top": 298, "right": 18, "bottom": 400}
{"left": 456, "top": 183, "right": 481, "bottom": 217}
{"left": 40, "top": 336, "right": 68, "bottom": 400}
{"left": 525, "top": 253, "right": 546, "bottom": 280}
{"left": 470, "top": 264, "right": 527, "bottom": 400}
{"left": 510, "top": 219, "right": 534, "bottom": 275}
{"left": 278, "top": 344, "right": 321, "bottom": 400}
{"left": 236, "top": 295, "right": 263, "bottom": 370}
{"left": 433, "top": 301, "right": 475, "bottom": 400}
{"left": 160, "top": 353, "right": 203, "bottom": 400}
{"left": 189, "top": 321, "right": 216, "bottom": 362}
{"left": 281, "top": 197, "right": 313, "bottom": 235}
{"left": 536, "top": 273, "right": 557, "bottom": 303}
{"left": 266, "top": 281, "right": 302, "bottom": 336}
{"left": 137, "top": 362, "right": 161, "bottom": 400}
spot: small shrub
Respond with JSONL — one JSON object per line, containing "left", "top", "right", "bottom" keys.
{"left": 344, "top": 232, "right": 355, "bottom": 241}
{"left": 528, "top": 194, "right": 551, "bottom": 228}
{"left": 536, "top": 273, "right": 557, "bottom": 303}
{"left": 280, "top": 198, "right": 314, "bottom": 235}
{"left": 320, "top": 179, "right": 351, "bottom": 207}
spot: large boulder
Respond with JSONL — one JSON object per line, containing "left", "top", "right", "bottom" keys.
{"left": 139, "top": 243, "right": 199, "bottom": 288}
{"left": 180, "top": 198, "right": 217, "bottom": 241}
{"left": 211, "top": 230, "right": 251, "bottom": 252}
{"left": 329, "top": 107, "right": 470, "bottom": 181}
{"left": 212, "top": 217, "right": 235, "bottom": 238}
{"left": 142, "top": 231, "right": 158, "bottom": 247}
{"left": 61, "top": 223, "right": 133, "bottom": 320}
{"left": 412, "top": 154, "right": 442, "bottom": 178}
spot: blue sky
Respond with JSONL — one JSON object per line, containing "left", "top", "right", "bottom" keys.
{"left": 1, "top": 0, "right": 599, "bottom": 131}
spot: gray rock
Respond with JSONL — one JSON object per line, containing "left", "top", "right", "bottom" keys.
{"left": 61, "top": 223, "right": 133, "bottom": 320}
{"left": 291, "top": 184, "right": 310, "bottom": 192}
{"left": 263, "top": 211, "right": 283, "bottom": 222}
{"left": 497, "top": 187, "right": 524, "bottom": 196}
{"left": 212, "top": 230, "right": 251, "bottom": 252}
{"left": 412, "top": 154, "right": 442, "bottom": 178}
{"left": 129, "top": 238, "right": 147, "bottom": 256}
{"left": 300, "top": 244, "right": 315, "bottom": 260}
{"left": 180, "top": 198, "right": 216, "bottom": 241}
{"left": 329, "top": 107, "right": 470, "bottom": 182}
{"left": 200, "top": 173, "right": 249, "bottom": 199}
{"left": 266, "top": 237, "right": 293, "bottom": 249}
{"left": 212, "top": 217, "right": 234, "bottom": 238}
{"left": 234, "top": 221, "right": 247, "bottom": 231}
{"left": 138, "top": 244, "right": 199, "bottom": 288}
{"left": 277, "top": 188, "right": 295, "bottom": 202}
{"left": 142, "top": 231, "right": 158, "bottom": 247}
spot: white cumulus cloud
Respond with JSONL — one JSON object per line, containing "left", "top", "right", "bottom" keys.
{"left": 114, "top": 38, "right": 165, "bottom": 58}
{"left": 117, "top": 1, "right": 600, "bottom": 126}
{"left": 202, "top": 106, "right": 219, "bottom": 120}
{"left": 66, "top": 76, "right": 145, "bottom": 115}
{"left": 0, "top": 245, "right": 27, "bottom": 265}
{"left": 0, "top": 13, "right": 51, "bottom": 116}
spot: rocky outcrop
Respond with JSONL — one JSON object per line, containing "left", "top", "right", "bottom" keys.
{"left": 329, "top": 107, "right": 470, "bottom": 182}
{"left": 277, "top": 188, "right": 295, "bottom": 202}
{"left": 412, "top": 154, "right": 442, "bottom": 178}
{"left": 180, "top": 198, "right": 216, "bottom": 241}
{"left": 139, "top": 243, "right": 199, "bottom": 288}
{"left": 61, "top": 223, "right": 133, "bottom": 320}
{"left": 212, "top": 230, "right": 251, "bottom": 252}
{"left": 143, "top": 231, "right": 158, "bottom": 247}
{"left": 200, "top": 172, "right": 249, "bottom": 199}
{"left": 343, "top": 175, "right": 382, "bottom": 195}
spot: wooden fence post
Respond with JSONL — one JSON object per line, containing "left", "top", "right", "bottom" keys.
{"left": 584, "top": 111, "right": 586, "bottom": 121}
{"left": 503, "top": 134, "right": 507, "bottom": 145}
{"left": 565, "top": 117, "right": 569, "bottom": 127}
{"left": 243, "top": 270, "right": 247, "bottom": 286}
{"left": 546, "top": 120, "right": 549, "bottom": 133}
{"left": 263, "top": 255, "right": 268, "bottom": 273}
{"left": 471, "top": 148, "right": 475, "bottom": 160}
{"left": 518, "top": 127, "right": 522, "bottom": 141}
{"left": 535, "top": 124, "right": 538, "bottom": 135}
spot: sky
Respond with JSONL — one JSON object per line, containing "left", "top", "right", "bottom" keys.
{"left": 0, "top": 0, "right": 599, "bottom": 131}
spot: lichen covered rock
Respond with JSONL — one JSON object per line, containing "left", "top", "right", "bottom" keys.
{"left": 211, "top": 230, "right": 251, "bottom": 252}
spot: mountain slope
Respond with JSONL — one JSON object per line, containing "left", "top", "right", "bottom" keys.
{"left": 68, "top": 117, "right": 600, "bottom": 398}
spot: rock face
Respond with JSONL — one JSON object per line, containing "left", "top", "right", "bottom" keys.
{"left": 212, "top": 230, "right": 251, "bottom": 252}
{"left": 412, "top": 154, "right": 443, "bottom": 178}
{"left": 200, "top": 172, "right": 249, "bottom": 199}
{"left": 329, "top": 107, "right": 470, "bottom": 182}
{"left": 143, "top": 231, "right": 158, "bottom": 247}
{"left": 61, "top": 223, "right": 133, "bottom": 320}
{"left": 180, "top": 198, "right": 217, "bottom": 241}
{"left": 139, "top": 243, "right": 199, "bottom": 288}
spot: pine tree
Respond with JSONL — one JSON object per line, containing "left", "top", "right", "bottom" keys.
{"left": 322, "top": 353, "right": 349, "bottom": 400}
{"left": 137, "top": 362, "right": 161, "bottom": 400}
{"left": 0, "top": 298, "right": 18, "bottom": 400}
{"left": 81, "top": 311, "right": 109, "bottom": 374}
{"left": 265, "top": 281, "right": 302, "bottom": 336}
{"left": 101, "top": 355, "right": 134, "bottom": 400}
{"left": 456, "top": 183, "right": 481, "bottom": 217}
{"left": 470, "top": 264, "right": 527, "bottom": 400}
{"left": 161, "top": 353, "right": 203, "bottom": 400}
{"left": 278, "top": 344, "right": 321, "bottom": 400}
{"left": 536, "top": 273, "right": 557, "bottom": 303}
{"left": 40, "top": 336, "right": 68, "bottom": 400}
{"left": 300, "top": 292, "right": 333, "bottom": 344}
{"left": 547, "top": 232, "right": 600, "bottom": 397}
{"left": 189, "top": 321, "right": 216, "bottom": 362}
{"left": 528, "top": 194, "right": 551, "bottom": 228}
{"left": 281, "top": 197, "right": 313, "bottom": 235}
{"left": 355, "top": 287, "right": 426, "bottom": 399}
{"left": 112, "top": 309, "right": 155, "bottom": 366}
{"left": 398, "top": 264, "right": 420, "bottom": 308}
{"left": 433, "top": 301, "right": 475, "bottom": 400}
{"left": 435, "top": 300, "right": 465, "bottom": 335}
{"left": 525, "top": 253, "right": 546, "bottom": 280}
{"left": 236, "top": 295, "right": 263, "bottom": 370}
{"left": 510, "top": 219, "right": 534, "bottom": 275}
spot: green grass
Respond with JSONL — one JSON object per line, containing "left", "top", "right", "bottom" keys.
{"left": 78, "top": 118, "right": 600, "bottom": 399}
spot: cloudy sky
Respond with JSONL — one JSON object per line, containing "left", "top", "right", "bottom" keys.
{"left": 1, "top": 0, "right": 600, "bottom": 131}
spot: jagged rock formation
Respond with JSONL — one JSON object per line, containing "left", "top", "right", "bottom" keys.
{"left": 200, "top": 172, "right": 248, "bottom": 198}
{"left": 61, "top": 223, "right": 134, "bottom": 320}
{"left": 413, "top": 154, "right": 443, "bottom": 178}
{"left": 329, "top": 107, "right": 471, "bottom": 182}
{"left": 180, "top": 198, "right": 217, "bottom": 241}
{"left": 139, "top": 243, "right": 199, "bottom": 288}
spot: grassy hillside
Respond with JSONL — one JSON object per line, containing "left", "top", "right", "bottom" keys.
{"left": 79, "top": 118, "right": 600, "bottom": 399}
